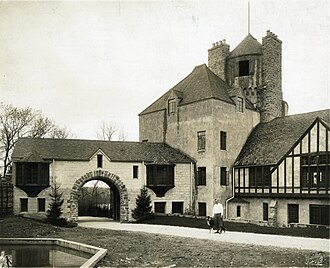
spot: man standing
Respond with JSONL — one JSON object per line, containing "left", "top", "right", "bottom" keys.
{"left": 212, "top": 199, "right": 224, "bottom": 234}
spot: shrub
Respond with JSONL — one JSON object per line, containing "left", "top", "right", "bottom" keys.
{"left": 46, "top": 181, "right": 65, "bottom": 226}
{"left": 131, "top": 186, "right": 153, "bottom": 222}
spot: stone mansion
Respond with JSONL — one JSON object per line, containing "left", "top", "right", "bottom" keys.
{"left": 12, "top": 30, "right": 329, "bottom": 227}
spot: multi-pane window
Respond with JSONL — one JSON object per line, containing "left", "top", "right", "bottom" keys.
{"left": 237, "top": 97, "right": 243, "bottom": 112}
{"left": 249, "top": 166, "right": 271, "bottom": 187}
{"left": 310, "top": 205, "right": 329, "bottom": 225}
{"left": 172, "top": 202, "right": 184, "bottom": 214}
{"left": 97, "top": 155, "right": 103, "bottom": 168}
{"left": 263, "top": 203, "right": 269, "bottom": 221}
{"left": 16, "top": 163, "right": 50, "bottom": 186}
{"left": 220, "top": 131, "right": 227, "bottom": 150}
{"left": 301, "top": 153, "right": 329, "bottom": 189}
{"left": 288, "top": 204, "right": 299, "bottom": 224}
{"left": 154, "top": 202, "right": 166, "bottom": 213}
{"left": 20, "top": 198, "right": 28, "bottom": 212}
{"left": 237, "top": 205, "right": 241, "bottom": 217}
{"left": 239, "top": 60, "right": 249, "bottom": 76}
{"left": 146, "top": 165, "right": 174, "bottom": 186}
{"left": 38, "top": 198, "right": 46, "bottom": 212}
{"left": 133, "top": 165, "right": 139, "bottom": 179}
{"left": 220, "top": 167, "right": 227, "bottom": 186}
{"left": 197, "top": 167, "right": 206, "bottom": 186}
{"left": 198, "top": 202, "right": 206, "bottom": 216}
{"left": 197, "top": 131, "right": 206, "bottom": 151}
{"left": 168, "top": 99, "right": 176, "bottom": 115}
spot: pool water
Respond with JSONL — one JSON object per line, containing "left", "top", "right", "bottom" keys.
{"left": 0, "top": 244, "right": 92, "bottom": 267}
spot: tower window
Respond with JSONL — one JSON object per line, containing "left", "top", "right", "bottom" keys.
{"left": 197, "top": 167, "right": 206, "bottom": 186}
{"left": 237, "top": 97, "right": 243, "bottom": 112}
{"left": 168, "top": 99, "right": 176, "bottom": 115}
{"left": 220, "top": 167, "right": 228, "bottom": 186}
{"left": 197, "top": 131, "right": 206, "bottom": 151}
{"left": 220, "top": 131, "right": 227, "bottom": 150}
{"left": 239, "top": 60, "right": 249, "bottom": 76}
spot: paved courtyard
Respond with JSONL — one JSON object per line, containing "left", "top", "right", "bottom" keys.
{"left": 78, "top": 217, "right": 329, "bottom": 252}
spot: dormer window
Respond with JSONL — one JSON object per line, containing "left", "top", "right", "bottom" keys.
{"left": 97, "top": 154, "right": 103, "bottom": 168}
{"left": 239, "top": 60, "right": 249, "bottom": 76}
{"left": 168, "top": 99, "right": 176, "bottom": 115}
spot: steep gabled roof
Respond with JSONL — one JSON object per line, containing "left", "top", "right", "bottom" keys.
{"left": 229, "top": 34, "right": 262, "bottom": 58}
{"left": 12, "top": 138, "right": 194, "bottom": 164}
{"left": 235, "top": 109, "right": 330, "bottom": 166}
{"left": 139, "top": 64, "right": 234, "bottom": 115}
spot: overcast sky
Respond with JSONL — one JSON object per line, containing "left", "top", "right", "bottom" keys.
{"left": 1, "top": 0, "right": 329, "bottom": 141}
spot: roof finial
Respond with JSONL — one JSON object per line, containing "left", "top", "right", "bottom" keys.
{"left": 248, "top": 1, "right": 250, "bottom": 34}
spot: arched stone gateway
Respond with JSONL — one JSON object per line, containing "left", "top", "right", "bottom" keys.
{"left": 68, "top": 170, "right": 129, "bottom": 222}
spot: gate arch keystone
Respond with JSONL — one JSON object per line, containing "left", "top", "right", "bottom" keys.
{"left": 69, "top": 170, "right": 129, "bottom": 222}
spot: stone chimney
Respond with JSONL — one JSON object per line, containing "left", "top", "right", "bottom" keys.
{"left": 208, "top": 39, "right": 230, "bottom": 81}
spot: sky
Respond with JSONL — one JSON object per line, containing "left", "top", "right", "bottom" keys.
{"left": 1, "top": 0, "right": 329, "bottom": 142}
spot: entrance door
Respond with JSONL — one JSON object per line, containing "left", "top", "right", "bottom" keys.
{"left": 288, "top": 204, "right": 299, "bottom": 224}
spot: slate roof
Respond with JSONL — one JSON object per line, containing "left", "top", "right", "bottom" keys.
{"left": 229, "top": 34, "right": 262, "bottom": 58}
{"left": 235, "top": 109, "right": 330, "bottom": 166}
{"left": 12, "top": 138, "right": 195, "bottom": 164}
{"left": 139, "top": 64, "right": 235, "bottom": 115}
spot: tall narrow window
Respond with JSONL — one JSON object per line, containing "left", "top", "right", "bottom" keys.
{"left": 168, "top": 99, "right": 176, "bottom": 115}
{"left": 239, "top": 60, "right": 249, "bottom": 76}
{"left": 197, "top": 167, "right": 206, "bottom": 186}
{"left": 198, "top": 202, "right": 206, "bottom": 216}
{"left": 97, "top": 154, "right": 103, "bottom": 168}
{"left": 263, "top": 203, "right": 269, "bottom": 221}
{"left": 220, "top": 131, "right": 227, "bottom": 150}
{"left": 237, "top": 97, "right": 243, "bottom": 112}
{"left": 220, "top": 167, "right": 227, "bottom": 186}
{"left": 20, "top": 198, "right": 28, "bottom": 212}
{"left": 237, "top": 205, "right": 241, "bottom": 217}
{"left": 38, "top": 198, "right": 46, "bottom": 212}
{"left": 197, "top": 131, "right": 206, "bottom": 151}
{"left": 133, "top": 165, "right": 139, "bottom": 179}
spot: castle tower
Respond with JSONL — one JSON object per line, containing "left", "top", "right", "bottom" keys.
{"left": 260, "top": 30, "right": 283, "bottom": 122}
{"left": 208, "top": 31, "right": 286, "bottom": 122}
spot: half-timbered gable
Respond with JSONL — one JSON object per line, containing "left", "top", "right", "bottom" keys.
{"left": 230, "top": 110, "right": 330, "bottom": 227}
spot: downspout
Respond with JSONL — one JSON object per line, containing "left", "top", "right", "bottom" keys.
{"left": 225, "top": 166, "right": 235, "bottom": 219}
{"left": 190, "top": 162, "right": 193, "bottom": 211}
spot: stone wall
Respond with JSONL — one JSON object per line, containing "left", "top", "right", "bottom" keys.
{"left": 140, "top": 97, "right": 260, "bottom": 216}
{"left": 12, "top": 155, "right": 194, "bottom": 222}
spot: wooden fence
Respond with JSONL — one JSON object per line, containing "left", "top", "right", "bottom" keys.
{"left": 0, "top": 181, "right": 13, "bottom": 216}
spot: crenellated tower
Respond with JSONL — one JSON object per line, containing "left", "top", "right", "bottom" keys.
{"left": 208, "top": 30, "right": 288, "bottom": 122}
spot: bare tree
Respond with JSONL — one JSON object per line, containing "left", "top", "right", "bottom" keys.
{"left": 0, "top": 104, "right": 34, "bottom": 177}
{"left": 96, "top": 121, "right": 118, "bottom": 141}
{"left": 118, "top": 127, "right": 128, "bottom": 141}
{"left": 96, "top": 121, "right": 128, "bottom": 141}
{"left": 0, "top": 103, "right": 73, "bottom": 177}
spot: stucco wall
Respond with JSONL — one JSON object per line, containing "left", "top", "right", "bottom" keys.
{"left": 139, "top": 97, "right": 260, "bottom": 216}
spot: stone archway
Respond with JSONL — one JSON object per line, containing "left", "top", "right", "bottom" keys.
{"left": 68, "top": 170, "right": 129, "bottom": 222}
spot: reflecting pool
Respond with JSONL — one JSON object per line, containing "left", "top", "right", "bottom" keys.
{"left": 0, "top": 244, "right": 92, "bottom": 267}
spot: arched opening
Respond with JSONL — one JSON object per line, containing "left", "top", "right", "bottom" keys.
{"left": 78, "top": 180, "right": 120, "bottom": 220}
{"left": 69, "top": 170, "right": 129, "bottom": 222}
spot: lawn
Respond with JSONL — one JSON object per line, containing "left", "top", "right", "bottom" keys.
{"left": 143, "top": 215, "right": 330, "bottom": 239}
{"left": 0, "top": 216, "right": 329, "bottom": 267}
